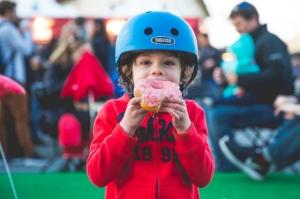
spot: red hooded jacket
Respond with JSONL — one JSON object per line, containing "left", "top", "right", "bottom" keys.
{"left": 86, "top": 95, "right": 214, "bottom": 199}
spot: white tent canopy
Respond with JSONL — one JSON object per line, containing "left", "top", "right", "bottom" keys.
{"left": 16, "top": 0, "right": 208, "bottom": 18}
{"left": 69, "top": 0, "right": 208, "bottom": 18}
{"left": 16, "top": 0, "right": 77, "bottom": 18}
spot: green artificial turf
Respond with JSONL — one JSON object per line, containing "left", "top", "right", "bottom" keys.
{"left": 201, "top": 172, "right": 300, "bottom": 199}
{"left": 1, "top": 172, "right": 300, "bottom": 199}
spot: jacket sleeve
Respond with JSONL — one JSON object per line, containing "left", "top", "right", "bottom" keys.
{"left": 237, "top": 38, "right": 287, "bottom": 93}
{"left": 86, "top": 101, "right": 137, "bottom": 187}
{"left": 4, "top": 23, "right": 34, "bottom": 56}
{"left": 173, "top": 101, "right": 215, "bottom": 187}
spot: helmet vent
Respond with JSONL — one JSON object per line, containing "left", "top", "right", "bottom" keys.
{"left": 171, "top": 28, "right": 179, "bottom": 36}
{"left": 144, "top": 27, "right": 153, "bottom": 35}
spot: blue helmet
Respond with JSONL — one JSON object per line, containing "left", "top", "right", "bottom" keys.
{"left": 116, "top": 11, "right": 198, "bottom": 66}
{"left": 115, "top": 11, "right": 199, "bottom": 95}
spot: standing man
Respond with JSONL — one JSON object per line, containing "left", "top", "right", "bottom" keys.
{"left": 0, "top": 1, "right": 36, "bottom": 158}
{"left": 208, "top": 1, "right": 294, "bottom": 171}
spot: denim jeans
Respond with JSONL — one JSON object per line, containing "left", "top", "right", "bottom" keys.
{"left": 30, "top": 89, "right": 41, "bottom": 142}
{"left": 207, "top": 104, "right": 282, "bottom": 171}
{"left": 268, "top": 116, "right": 300, "bottom": 169}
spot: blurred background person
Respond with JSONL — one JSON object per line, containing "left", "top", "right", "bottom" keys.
{"left": 59, "top": 16, "right": 88, "bottom": 44}
{"left": 208, "top": 1, "right": 294, "bottom": 171}
{"left": 91, "top": 18, "right": 110, "bottom": 74}
{"left": 0, "top": 1, "right": 38, "bottom": 159}
{"left": 220, "top": 94, "right": 300, "bottom": 181}
{"left": 187, "top": 32, "right": 221, "bottom": 104}
{"left": 291, "top": 52, "right": 300, "bottom": 96}
{"left": 215, "top": 32, "right": 260, "bottom": 106}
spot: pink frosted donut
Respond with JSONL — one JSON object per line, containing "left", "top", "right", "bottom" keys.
{"left": 134, "top": 79, "right": 182, "bottom": 112}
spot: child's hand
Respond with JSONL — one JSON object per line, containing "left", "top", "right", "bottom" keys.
{"left": 224, "top": 72, "right": 238, "bottom": 84}
{"left": 120, "top": 97, "right": 148, "bottom": 136}
{"left": 234, "top": 87, "right": 245, "bottom": 97}
{"left": 160, "top": 98, "right": 191, "bottom": 134}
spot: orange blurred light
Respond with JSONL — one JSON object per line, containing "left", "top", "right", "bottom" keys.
{"left": 32, "top": 17, "right": 54, "bottom": 45}
{"left": 106, "top": 19, "right": 126, "bottom": 36}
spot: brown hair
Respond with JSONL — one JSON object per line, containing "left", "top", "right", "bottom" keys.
{"left": 229, "top": 1, "right": 259, "bottom": 21}
{"left": 0, "top": 1, "right": 16, "bottom": 16}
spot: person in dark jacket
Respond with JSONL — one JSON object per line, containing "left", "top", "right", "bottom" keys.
{"left": 208, "top": 1, "right": 294, "bottom": 171}
{"left": 187, "top": 33, "right": 222, "bottom": 102}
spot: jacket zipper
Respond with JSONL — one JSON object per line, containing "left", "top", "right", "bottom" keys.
{"left": 153, "top": 113, "right": 160, "bottom": 199}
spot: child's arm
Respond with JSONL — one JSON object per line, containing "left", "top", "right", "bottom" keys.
{"left": 86, "top": 98, "right": 146, "bottom": 187}
{"left": 161, "top": 100, "right": 215, "bottom": 187}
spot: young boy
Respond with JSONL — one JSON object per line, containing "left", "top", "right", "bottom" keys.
{"left": 221, "top": 33, "right": 260, "bottom": 98}
{"left": 86, "top": 11, "right": 214, "bottom": 199}
{"left": 214, "top": 33, "right": 260, "bottom": 106}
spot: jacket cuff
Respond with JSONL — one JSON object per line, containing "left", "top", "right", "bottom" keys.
{"left": 109, "top": 124, "right": 137, "bottom": 155}
{"left": 174, "top": 123, "right": 204, "bottom": 153}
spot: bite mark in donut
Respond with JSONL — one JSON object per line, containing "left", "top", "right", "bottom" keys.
{"left": 134, "top": 79, "right": 182, "bottom": 112}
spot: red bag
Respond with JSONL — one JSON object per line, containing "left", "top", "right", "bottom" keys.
{"left": 61, "top": 51, "right": 114, "bottom": 101}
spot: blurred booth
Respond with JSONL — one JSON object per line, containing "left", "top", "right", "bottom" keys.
{"left": 17, "top": 0, "right": 209, "bottom": 45}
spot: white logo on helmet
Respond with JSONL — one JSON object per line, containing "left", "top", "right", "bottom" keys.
{"left": 151, "top": 36, "right": 175, "bottom": 45}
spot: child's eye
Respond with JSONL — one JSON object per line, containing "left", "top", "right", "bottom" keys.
{"left": 140, "top": 60, "right": 151, "bottom": 65}
{"left": 163, "top": 60, "right": 176, "bottom": 66}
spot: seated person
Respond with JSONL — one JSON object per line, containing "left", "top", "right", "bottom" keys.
{"left": 208, "top": 1, "right": 294, "bottom": 171}
{"left": 219, "top": 95, "right": 300, "bottom": 180}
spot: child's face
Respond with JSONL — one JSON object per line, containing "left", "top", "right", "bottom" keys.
{"left": 131, "top": 52, "right": 182, "bottom": 86}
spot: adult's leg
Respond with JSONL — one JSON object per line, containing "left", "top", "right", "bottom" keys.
{"left": 266, "top": 116, "right": 300, "bottom": 169}
{"left": 30, "top": 91, "right": 41, "bottom": 143}
{"left": 207, "top": 104, "right": 281, "bottom": 171}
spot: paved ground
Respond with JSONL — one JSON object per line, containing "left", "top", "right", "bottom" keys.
{"left": 0, "top": 132, "right": 81, "bottom": 174}
{"left": 1, "top": 148, "right": 63, "bottom": 173}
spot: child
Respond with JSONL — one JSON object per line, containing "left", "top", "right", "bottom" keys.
{"left": 215, "top": 33, "right": 260, "bottom": 105}
{"left": 222, "top": 33, "right": 260, "bottom": 97}
{"left": 86, "top": 11, "right": 214, "bottom": 199}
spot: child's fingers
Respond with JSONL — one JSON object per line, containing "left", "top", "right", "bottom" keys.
{"left": 162, "top": 101, "right": 185, "bottom": 113}
{"left": 166, "top": 97, "right": 185, "bottom": 105}
{"left": 170, "top": 111, "right": 180, "bottom": 120}
{"left": 129, "top": 97, "right": 142, "bottom": 105}
{"left": 135, "top": 107, "right": 147, "bottom": 115}
{"left": 160, "top": 107, "right": 180, "bottom": 120}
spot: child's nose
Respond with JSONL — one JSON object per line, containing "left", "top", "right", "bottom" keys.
{"left": 151, "top": 64, "right": 163, "bottom": 75}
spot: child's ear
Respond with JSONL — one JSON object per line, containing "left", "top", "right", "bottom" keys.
{"left": 121, "top": 65, "right": 133, "bottom": 83}
{"left": 121, "top": 65, "right": 128, "bottom": 74}
{"left": 181, "top": 66, "right": 194, "bottom": 84}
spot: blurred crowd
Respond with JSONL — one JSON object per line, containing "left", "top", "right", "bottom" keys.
{"left": 0, "top": 1, "right": 120, "bottom": 171}
{"left": 186, "top": 1, "right": 300, "bottom": 181}
{"left": 1, "top": 0, "right": 300, "bottom": 178}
